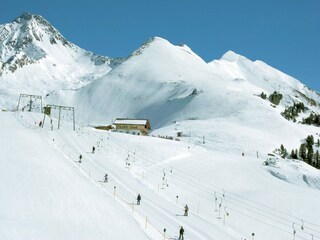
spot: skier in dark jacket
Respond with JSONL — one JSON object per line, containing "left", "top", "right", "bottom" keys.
{"left": 137, "top": 194, "right": 141, "bottom": 205}
{"left": 184, "top": 204, "right": 189, "bottom": 216}
{"left": 79, "top": 154, "right": 82, "bottom": 163}
{"left": 179, "top": 226, "right": 184, "bottom": 240}
{"left": 104, "top": 173, "right": 108, "bottom": 183}
{"left": 92, "top": 146, "right": 95, "bottom": 154}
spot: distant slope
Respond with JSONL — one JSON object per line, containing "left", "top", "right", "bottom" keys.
{"left": 209, "top": 50, "right": 320, "bottom": 109}
{"left": 63, "top": 37, "right": 320, "bottom": 129}
{"left": 67, "top": 37, "right": 219, "bottom": 127}
{"left": 51, "top": 36, "right": 319, "bottom": 159}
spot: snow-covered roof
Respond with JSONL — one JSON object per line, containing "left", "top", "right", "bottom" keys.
{"left": 113, "top": 118, "right": 149, "bottom": 125}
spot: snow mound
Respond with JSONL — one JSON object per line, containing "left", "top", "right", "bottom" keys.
{"left": 264, "top": 157, "right": 320, "bottom": 189}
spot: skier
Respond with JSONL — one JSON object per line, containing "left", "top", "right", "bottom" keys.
{"left": 79, "top": 154, "right": 82, "bottom": 163}
{"left": 39, "top": 121, "right": 42, "bottom": 127}
{"left": 179, "top": 226, "right": 184, "bottom": 240}
{"left": 104, "top": 173, "right": 108, "bottom": 183}
{"left": 92, "top": 146, "right": 95, "bottom": 154}
{"left": 184, "top": 204, "right": 189, "bottom": 216}
{"left": 137, "top": 193, "right": 141, "bottom": 205}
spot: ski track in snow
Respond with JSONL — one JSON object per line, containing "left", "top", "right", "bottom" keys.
{"left": 1, "top": 108, "right": 320, "bottom": 240}
{"left": 49, "top": 130, "right": 228, "bottom": 240}
{"left": 35, "top": 116, "right": 320, "bottom": 239}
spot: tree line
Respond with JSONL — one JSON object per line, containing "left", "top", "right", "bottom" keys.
{"left": 277, "top": 135, "right": 320, "bottom": 169}
{"left": 259, "top": 90, "right": 320, "bottom": 127}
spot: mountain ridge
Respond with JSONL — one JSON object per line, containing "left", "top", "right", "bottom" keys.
{"left": 0, "top": 13, "right": 319, "bottom": 130}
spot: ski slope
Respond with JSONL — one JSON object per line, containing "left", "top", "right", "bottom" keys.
{"left": 1, "top": 111, "right": 320, "bottom": 240}
{"left": 0, "top": 112, "right": 149, "bottom": 240}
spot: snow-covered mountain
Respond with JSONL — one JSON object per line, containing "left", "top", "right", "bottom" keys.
{"left": 0, "top": 13, "right": 122, "bottom": 109}
{"left": 1, "top": 13, "right": 319, "bottom": 154}
{"left": 0, "top": 12, "right": 319, "bottom": 164}
{"left": 44, "top": 36, "right": 319, "bottom": 155}
{"left": 46, "top": 36, "right": 320, "bottom": 127}
{"left": 1, "top": 13, "right": 319, "bottom": 126}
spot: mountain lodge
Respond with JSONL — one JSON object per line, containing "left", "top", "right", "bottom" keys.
{"left": 113, "top": 118, "right": 151, "bottom": 136}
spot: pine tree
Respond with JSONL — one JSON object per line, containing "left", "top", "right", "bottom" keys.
{"left": 280, "top": 144, "right": 287, "bottom": 158}
{"left": 307, "top": 145, "right": 314, "bottom": 165}
{"left": 306, "top": 135, "right": 314, "bottom": 147}
{"left": 260, "top": 92, "right": 267, "bottom": 99}
{"left": 299, "top": 144, "right": 307, "bottom": 161}
{"left": 269, "top": 91, "right": 283, "bottom": 105}
{"left": 294, "top": 149, "right": 298, "bottom": 159}
{"left": 290, "top": 149, "right": 295, "bottom": 159}
{"left": 315, "top": 150, "right": 320, "bottom": 168}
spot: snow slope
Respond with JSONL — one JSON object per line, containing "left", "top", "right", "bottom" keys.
{"left": 48, "top": 36, "right": 320, "bottom": 129}
{"left": 0, "top": 112, "right": 150, "bottom": 240}
{"left": 1, "top": 111, "right": 320, "bottom": 240}
{"left": 209, "top": 50, "right": 320, "bottom": 109}
{"left": 48, "top": 36, "right": 319, "bottom": 157}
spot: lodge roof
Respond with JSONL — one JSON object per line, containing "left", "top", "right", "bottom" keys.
{"left": 113, "top": 118, "right": 149, "bottom": 125}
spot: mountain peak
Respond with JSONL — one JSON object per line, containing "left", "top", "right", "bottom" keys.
{"left": 1, "top": 13, "right": 74, "bottom": 57}
{"left": 139, "top": 36, "right": 171, "bottom": 47}
{"left": 129, "top": 36, "right": 204, "bottom": 65}
{"left": 14, "top": 12, "right": 33, "bottom": 22}
{"left": 13, "top": 12, "right": 48, "bottom": 26}
{"left": 220, "top": 50, "right": 245, "bottom": 62}
{"left": 0, "top": 13, "right": 81, "bottom": 75}
{"left": 129, "top": 36, "right": 170, "bottom": 57}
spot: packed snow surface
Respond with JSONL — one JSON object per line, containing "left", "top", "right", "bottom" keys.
{"left": 1, "top": 111, "right": 320, "bottom": 240}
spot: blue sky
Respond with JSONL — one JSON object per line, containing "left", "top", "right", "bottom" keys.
{"left": 1, "top": 0, "right": 319, "bottom": 91}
